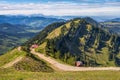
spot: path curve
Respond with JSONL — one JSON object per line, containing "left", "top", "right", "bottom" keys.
{"left": 2, "top": 47, "right": 23, "bottom": 68}
{"left": 31, "top": 49, "right": 120, "bottom": 71}
{"left": 2, "top": 56, "right": 23, "bottom": 68}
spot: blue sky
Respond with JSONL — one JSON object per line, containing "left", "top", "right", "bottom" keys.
{"left": 0, "top": 0, "right": 120, "bottom": 16}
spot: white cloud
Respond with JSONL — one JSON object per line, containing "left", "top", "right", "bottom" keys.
{"left": 0, "top": 2, "right": 120, "bottom": 16}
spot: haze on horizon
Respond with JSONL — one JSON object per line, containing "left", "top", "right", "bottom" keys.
{"left": 0, "top": 0, "right": 120, "bottom": 17}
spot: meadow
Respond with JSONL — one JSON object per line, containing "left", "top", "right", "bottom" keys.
{"left": 0, "top": 68, "right": 120, "bottom": 80}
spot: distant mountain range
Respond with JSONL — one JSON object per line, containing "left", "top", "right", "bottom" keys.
{"left": 101, "top": 18, "right": 120, "bottom": 35}
{"left": 50, "top": 16, "right": 119, "bottom": 22}
{"left": 0, "top": 15, "right": 64, "bottom": 30}
{"left": 104, "top": 18, "right": 120, "bottom": 22}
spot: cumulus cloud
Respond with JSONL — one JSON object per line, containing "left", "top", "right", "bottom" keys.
{"left": 0, "top": 1, "right": 120, "bottom": 16}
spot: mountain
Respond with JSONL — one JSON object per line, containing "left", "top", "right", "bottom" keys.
{"left": 101, "top": 18, "right": 120, "bottom": 35}
{"left": 105, "top": 18, "right": 120, "bottom": 22}
{"left": 24, "top": 17, "right": 120, "bottom": 67}
{"left": 0, "top": 15, "right": 64, "bottom": 31}
{"left": 52, "top": 16, "right": 117, "bottom": 22}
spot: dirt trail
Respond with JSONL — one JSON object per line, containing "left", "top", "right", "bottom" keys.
{"left": 31, "top": 49, "right": 120, "bottom": 71}
{"left": 2, "top": 56, "right": 23, "bottom": 68}
{"left": 2, "top": 47, "right": 23, "bottom": 68}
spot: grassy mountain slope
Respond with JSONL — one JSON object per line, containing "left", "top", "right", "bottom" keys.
{"left": 0, "top": 48, "right": 26, "bottom": 67}
{"left": 24, "top": 22, "right": 65, "bottom": 48}
{"left": 24, "top": 17, "right": 120, "bottom": 67}
{"left": 0, "top": 48, "right": 53, "bottom": 72}
{"left": 14, "top": 53, "right": 53, "bottom": 72}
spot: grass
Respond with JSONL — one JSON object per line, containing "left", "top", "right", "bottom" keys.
{"left": 86, "top": 24, "right": 92, "bottom": 31}
{"left": 13, "top": 53, "right": 53, "bottom": 72}
{"left": 96, "top": 48, "right": 109, "bottom": 65}
{"left": 0, "top": 47, "right": 53, "bottom": 72}
{"left": 46, "top": 20, "right": 75, "bottom": 39}
{"left": 46, "top": 25, "right": 63, "bottom": 39}
{"left": 0, "top": 49, "right": 26, "bottom": 67}
{"left": 79, "top": 37, "right": 85, "bottom": 45}
{"left": 0, "top": 68, "right": 120, "bottom": 80}
{"left": 35, "top": 42, "right": 47, "bottom": 53}
{"left": 65, "top": 22, "right": 71, "bottom": 29}
{"left": 74, "top": 20, "right": 80, "bottom": 23}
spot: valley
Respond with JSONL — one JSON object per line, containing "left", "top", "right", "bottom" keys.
{"left": 0, "top": 15, "right": 64, "bottom": 54}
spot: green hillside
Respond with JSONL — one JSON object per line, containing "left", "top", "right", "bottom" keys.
{"left": 0, "top": 48, "right": 26, "bottom": 67}
{"left": 14, "top": 53, "right": 53, "bottom": 72}
{"left": 0, "top": 48, "right": 53, "bottom": 72}
{"left": 24, "top": 17, "right": 120, "bottom": 67}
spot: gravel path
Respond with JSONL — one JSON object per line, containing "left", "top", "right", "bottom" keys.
{"left": 31, "top": 49, "right": 120, "bottom": 71}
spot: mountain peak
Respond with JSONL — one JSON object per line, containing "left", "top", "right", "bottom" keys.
{"left": 24, "top": 17, "right": 120, "bottom": 67}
